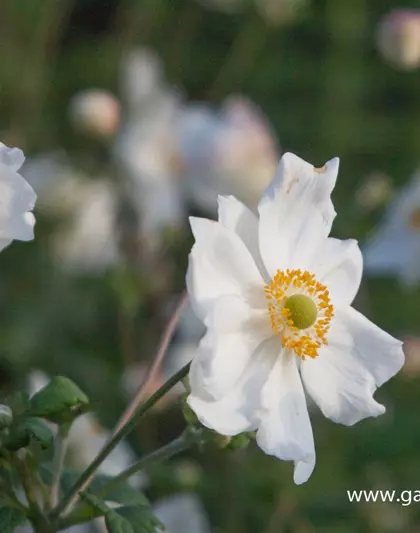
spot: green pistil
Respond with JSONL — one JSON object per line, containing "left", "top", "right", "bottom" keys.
{"left": 284, "top": 294, "right": 317, "bottom": 330}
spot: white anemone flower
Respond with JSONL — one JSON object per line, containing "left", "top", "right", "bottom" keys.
{"left": 363, "top": 169, "right": 420, "bottom": 285}
{"left": 186, "top": 152, "right": 404, "bottom": 484}
{"left": 0, "top": 143, "right": 36, "bottom": 251}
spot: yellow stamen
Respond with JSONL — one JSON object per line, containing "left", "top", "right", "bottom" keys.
{"left": 264, "top": 269, "right": 334, "bottom": 360}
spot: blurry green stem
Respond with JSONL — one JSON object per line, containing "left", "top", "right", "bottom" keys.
{"left": 51, "top": 362, "right": 191, "bottom": 519}
{"left": 207, "top": 15, "right": 268, "bottom": 99}
{"left": 98, "top": 428, "right": 203, "bottom": 497}
{"left": 50, "top": 425, "right": 70, "bottom": 509}
{"left": 16, "top": 456, "right": 42, "bottom": 516}
{"left": 114, "top": 290, "right": 188, "bottom": 435}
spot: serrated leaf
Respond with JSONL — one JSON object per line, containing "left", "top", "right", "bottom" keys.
{"left": 91, "top": 477, "right": 150, "bottom": 507}
{"left": 80, "top": 492, "right": 110, "bottom": 514}
{"left": 4, "top": 418, "right": 53, "bottom": 451}
{"left": 117, "top": 506, "right": 164, "bottom": 533}
{"left": 105, "top": 510, "right": 134, "bottom": 533}
{"left": 29, "top": 376, "right": 89, "bottom": 424}
{"left": 0, "top": 507, "right": 27, "bottom": 533}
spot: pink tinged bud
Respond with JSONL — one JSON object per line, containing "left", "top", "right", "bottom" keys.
{"left": 69, "top": 89, "right": 121, "bottom": 138}
{"left": 376, "top": 9, "right": 420, "bottom": 70}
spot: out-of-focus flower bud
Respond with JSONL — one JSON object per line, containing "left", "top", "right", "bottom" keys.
{"left": 376, "top": 9, "right": 420, "bottom": 70}
{"left": 69, "top": 89, "right": 121, "bottom": 138}
{"left": 256, "top": 0, "right": 309, "bottom": 26}
{"left": 355, "top": 171, "right": 393, "bottom": 211}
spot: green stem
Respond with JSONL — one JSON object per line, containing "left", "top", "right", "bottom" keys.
{"left": 59, "top": 428, "right": 204, "bottom": 531}
{"left": 50, "top": 425, "right": 69, "bottom": 509}
{"left": 51, "top": 362, "right": 191, "bottom": 519}
{"left": 207, "top": 15, "right": 268, "bottom": 99}
{"left": 17, "top": 457, "right": 40, "bottom": 513}
{"left": 98, "top": 431, "right": 195, "bottom": 497}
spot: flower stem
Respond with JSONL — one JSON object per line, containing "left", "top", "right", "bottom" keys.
{"left": 113, "top": 291, "right": 188, "bottom": 435}
{"left": 98, "top": 429, "right": 202, "bottom": 498}
{"left": 51, "top": 362, "right": 191, "bottom": 519}
{"left": 50, "top": 425, "right": 69, "bottom": 508}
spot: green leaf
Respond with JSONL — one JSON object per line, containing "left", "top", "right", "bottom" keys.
{"left": 91, "top": 477, "right": 150, "bottom": 507}
{"left": 4, "top": 418, "right": 53, "bottom": 451}
{"left": 105, "top": 510, "right": 134, "bottom": 533}
{"left": 80, "top": 492, "right": 110, "bottom": 514}
{"left": 29, "top": 376, "right": 89, "bottom": 424}
{"left": 0, "top": 507, "right": 27, "bottom": 533}
{"left": 117, "top": 506, "right": 164, "bottom": 533}
{"left": 226, "top": 433, "right": 251, "bottom": 451}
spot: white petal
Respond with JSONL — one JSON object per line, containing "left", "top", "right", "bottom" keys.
{"left": 186, "top": 217, "right": 266, "bottom": 321}
{"left": 217, "top": 195, "right": 268, "bottom": 280}
{"left": 0, "top": 163, "right": 37, "bottom": 241}
{"left": 0, "top": 238, "right": 12, "bottom": 252}
{"left": 256, "top": 350, "right": 316, "bottom": 484}
{"left": 0, "top": 143, "right": 25, "bottom": 171}
{"left": 312, "top": 238, "right": 363, "bottom": 308}
{"left": 301, "top": 306, "right": 404, "bottom": 426}
{"left": 191, "top": 294, "right": 272, "bottom": 399}
{"left": 258, "top": 153, "right": 339, "bottom": 276}
{"left": 188, "top": 337, "right": 279, "bottom": 435}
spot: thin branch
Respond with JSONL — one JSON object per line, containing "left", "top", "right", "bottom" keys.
{"left": 113, "top": 290, "right": 188, "bottom": 435}
{"left": 51, "top": 362, "right": 191, "bottom": 519}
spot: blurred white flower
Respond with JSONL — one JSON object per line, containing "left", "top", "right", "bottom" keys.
{"left": 363, "top": 169, "right": 420, "bottom": 285}
{"left": 376, "top": 9, "right": 420, "bottom": 70}
{"left": 115, "top": 48, "right": 184, "bottom": 251}
{"left": 22, "top": 154, "right": 120, "bottom": 273}
{"left": 52, "top": 179, "right": 119, "bottom": 273}
{"left": 69, "top": 89, "right": 121, "bottom": 139}
{"left": 153, "top": 493, "right": 211, "bottom": 533}
{"left": 178, "top": 96, "right": 279, "bottom": 214}
{"left": 0, "top": 142, "right": 36, "bottom": 252}
{"left": 187, "top": 152, "right": 404, "bottom": 484}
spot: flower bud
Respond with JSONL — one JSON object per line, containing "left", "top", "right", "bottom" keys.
{"left": 376, "top": 9, "right": 420, "bottom": 70}
{"left": 69, "top": 89, "right": 121, "bottom": 138}
{"left": 0, "top": 404, "right": 13, "bottom": 429}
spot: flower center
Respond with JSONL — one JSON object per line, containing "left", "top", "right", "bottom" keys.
{"left": 284, "top": 294, "right": 317, "bottom": 330}
{"left": 264, "top": 269, "right": 334, "bottom": 360}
